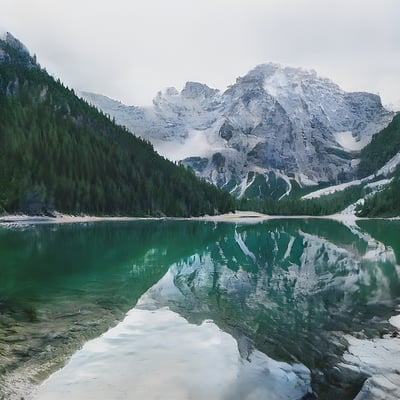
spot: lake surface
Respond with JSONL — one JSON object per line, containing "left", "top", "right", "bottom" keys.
{"left": 0, "top": 219, "right": 399, "bottom": 399}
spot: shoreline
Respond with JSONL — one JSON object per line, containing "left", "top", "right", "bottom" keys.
{"left": 0, "top": 210, "right": 399, "bottom": 226}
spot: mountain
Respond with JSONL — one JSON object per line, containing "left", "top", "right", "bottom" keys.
{"left": 0, "top": 33, "right": 234, "bottom": 216}
{"left": 82, "top": 64, "right": 393, "bottom": 199}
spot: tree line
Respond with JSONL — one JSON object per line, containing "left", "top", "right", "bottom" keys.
{"left": 238, "top": 184, "right": 365, "bottom": 216}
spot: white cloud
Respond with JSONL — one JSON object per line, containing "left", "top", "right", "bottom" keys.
{"left": 2, "top": 0, "right": 400, "bottom": 108}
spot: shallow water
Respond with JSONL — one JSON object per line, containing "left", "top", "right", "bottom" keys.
{"left": 0, "top": 219, "right": 399, "bottom": 399}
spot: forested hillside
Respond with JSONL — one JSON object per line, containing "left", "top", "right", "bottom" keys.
{"left": 357, "top": 167, "right": 400, "bottom": 217}
{"left": 239, "top": 184, "right": 365, "bottom": 216}
{"left": 0, "top": 34, "right": 234, "bottom": 216}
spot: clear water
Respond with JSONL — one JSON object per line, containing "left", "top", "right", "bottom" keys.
{"left": 0, "top": 219, "right": 399, "bottom": 399}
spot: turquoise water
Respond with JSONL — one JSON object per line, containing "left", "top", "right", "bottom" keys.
{"left": 0, "top": 219, "right": 399, "bottom": 399}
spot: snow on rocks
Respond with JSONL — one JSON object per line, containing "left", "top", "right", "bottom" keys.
{"left": 341, "top": 314, "right": 400, "bottom": 400}
{"left": 389, "top": 315, "right": 400, "bottom": 330}
{"left": 302, "top": 179, "right": 363, "bottom": 200}
{"left": 342, "top": 332, "right": 400, "bottom": 400}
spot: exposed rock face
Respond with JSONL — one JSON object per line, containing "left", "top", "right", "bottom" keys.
{"left": 82, "top": 63, "right": 393, "bottom": 198}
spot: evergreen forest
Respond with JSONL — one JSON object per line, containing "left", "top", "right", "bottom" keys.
{"left": 356, "top": 167, "right": 400, "bottom": 217}
{"left": 0, "top": 35, "right": 234, "bottom": 217}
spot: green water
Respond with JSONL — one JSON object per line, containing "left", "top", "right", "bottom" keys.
{"left": 0, "top": 219, "right": 399, "bottom": 399}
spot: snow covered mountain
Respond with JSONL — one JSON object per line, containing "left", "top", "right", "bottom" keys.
{"left": 81, "top": 63, "right": 393, "bottom": 199}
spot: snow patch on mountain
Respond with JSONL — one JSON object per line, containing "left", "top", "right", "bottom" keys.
{"left": 364, "top": 178, "right": 392, "bottom": 190}
{"left": 375, "top": 152, "right": 400, "bottom": 176}
{"left": 302, "top": 180, "right": 363, "bottom": 200}
{"left": 296, "top": 173, "right": 319, "bottom": 186}
{"left": 334, "top": 131, "right": 369, "bottom": 151}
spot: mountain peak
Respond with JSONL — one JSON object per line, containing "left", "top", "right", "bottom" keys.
{"left": 0, "top": 32, "right": 29, "bottom": 54}
{"left": 164, "top": 86, "right": 180, "bottom": 96}
{"left": 238, "top": 63, "right": 339, "bottom": 91}
{"left": 255, "top": 62, "right": 319, "bottom": 77}
{"left": 0, "top": 32, "right": 34, "bottom": 66}
{"left": 181, "top": 81, "right": 219, "bottom": 99}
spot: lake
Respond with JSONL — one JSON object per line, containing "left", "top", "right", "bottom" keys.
{"left": 0, "top": 219, "right": 399, "bottom": 399}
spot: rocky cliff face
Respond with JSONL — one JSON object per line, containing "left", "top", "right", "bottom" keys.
{"left": 82, "top": 63, "right": 393, "bottom": 198}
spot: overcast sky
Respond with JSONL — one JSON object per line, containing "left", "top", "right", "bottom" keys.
{"left": 3, "top": 0, "right": 400, "bottom": 108}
